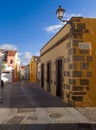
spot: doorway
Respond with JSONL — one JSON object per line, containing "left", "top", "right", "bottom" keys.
{"left": 41, "top": 64, "right": 44, "bottom": 88}
{"left": 56, "top": 59, "right": 62, "bottom": 98}
{"left": 47, "top": 62, "right": 51, "bottom": 92}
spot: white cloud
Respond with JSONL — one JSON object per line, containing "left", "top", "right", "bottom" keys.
{"left": 20, "top": 52, "right": 40, "bottom": 66}
{"left": 24, "top": 52, "right": 32, "bottom": 60}
{"left": 18, "top": 52, "right": 22, "bottom": 56}
{"left": 0, "top": 44, "right": 17, "bottom": 50}
{"left": 20, "top": 58, "right": 30, "bottom": 66}
{"left": 35, "top": 52, "right": 40, "bottom": 56}
{"left": 20, "top": 51, "right": 32, "bottom": 66}
{"left": 44, "top": 13, "right": 82, "bottom": 34}
{"left": 44, "top": 23, "right": 63, "bottom": 33}
{"left": 21, "top": 61, "right": 29, "bottom": 66}
{"left": 65, "top": 13, "right": 82, "bottom": 20}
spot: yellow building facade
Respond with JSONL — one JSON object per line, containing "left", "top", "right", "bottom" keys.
{"left": 40, "top": 17, "right": 96, "bottom": 107}
{"left": 30, "top": 56, "right": 40, "bottom": 83}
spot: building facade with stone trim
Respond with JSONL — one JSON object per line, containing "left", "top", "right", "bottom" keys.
{"left": 40, "top": 17, "right": 96, "bottom": 107}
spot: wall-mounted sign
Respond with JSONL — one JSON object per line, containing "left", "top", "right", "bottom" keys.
{"left": 79, "top": 42, "right": 91, "bottom": 49}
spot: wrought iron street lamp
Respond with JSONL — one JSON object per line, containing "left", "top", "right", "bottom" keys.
{"left": 56, "top": 6, "right": 68, "bottom": 23}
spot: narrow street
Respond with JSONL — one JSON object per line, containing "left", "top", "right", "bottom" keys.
{"left": 0, "top": 81, "right": 96, "bottom": 130}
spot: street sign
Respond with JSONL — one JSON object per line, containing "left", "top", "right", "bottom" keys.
{"left": 79, "top": 42, "right": 91, "bottom": 49}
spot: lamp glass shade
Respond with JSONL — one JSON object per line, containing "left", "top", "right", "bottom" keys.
{"left": 56, "top": 6, "right": 65, "bottom": 20}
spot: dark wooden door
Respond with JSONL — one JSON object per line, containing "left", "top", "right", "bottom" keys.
{"left": 47, "top": 62, "right": 51, "bottom": 92}
{"left": 41, "top": 64, "right": 44, "bottom": 88}
{"left": 56, "top": 59, "right": 62, "bottom": 98}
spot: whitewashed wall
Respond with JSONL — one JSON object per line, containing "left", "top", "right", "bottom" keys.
{"left": 1, "top": 64, "right": 13, "bottom": 83}
{"left": 1, "top": 72, "right": 12, "bottom": 83}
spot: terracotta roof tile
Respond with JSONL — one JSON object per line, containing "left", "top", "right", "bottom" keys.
{"left": 21, "top": 66, "right": 26, "bottom": 69}
{"left": 8, "top": 50, "right": 17, "bottom": 56}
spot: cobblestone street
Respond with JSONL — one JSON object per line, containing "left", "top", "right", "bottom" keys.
{"left": 0, "top": 81, "right": 96, "bottom": 130}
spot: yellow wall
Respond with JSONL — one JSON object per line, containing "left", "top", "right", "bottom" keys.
{"left": 80, "top": 18, "right": 96, "bottom": 106}
{"left": 30, "top": 57, "right": 37, "bottom": 82}
{"left": 30, "top": 56, "right": 40, "bottom": 83}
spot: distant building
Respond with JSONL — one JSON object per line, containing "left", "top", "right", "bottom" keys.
{"left": 40, "top": 17, "right": 96, "bottom": 107}
{"left": 0, "top": 49, "right": 12, "bottom": 83}
{"left": 0, "top": 49, "right": 8, "bottom": 62}
{"left": 20, "top": 66, "right": 26, "bottom": 80}
{"left": 7, "top": 50, "right": 17, "bottom": 68}
{"left": 25, "top": 64, "right": 30, "bottom": 80}
{"left": 7, "top": 50, "right": 20, "bottom": 81}
{"left": 30, "top": 56, "right": 40, "bottom": 83}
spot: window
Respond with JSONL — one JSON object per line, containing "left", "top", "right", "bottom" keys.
{"left": 10, "top": 59, "right": 13, "bottom": 64}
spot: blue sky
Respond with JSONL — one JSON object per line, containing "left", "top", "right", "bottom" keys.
{"left": 0, "top": 0, "right": 96, "bottom": 65}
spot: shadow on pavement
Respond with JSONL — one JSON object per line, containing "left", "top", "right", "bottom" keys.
{"left": 0, "top": 81, "right": 71, "bottom": 108}
{"left": 0, "top": 123, "right": 95, "bottom": 130}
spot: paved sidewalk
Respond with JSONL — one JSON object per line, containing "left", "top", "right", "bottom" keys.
{"left": 76, "top": 107, "right": 96, "bottom": 122}
{"left": 0, "top": 81, "right": 96, "bottom": 130}
{"left": 0, "top": 83, "right": 11, "bottom": 123}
